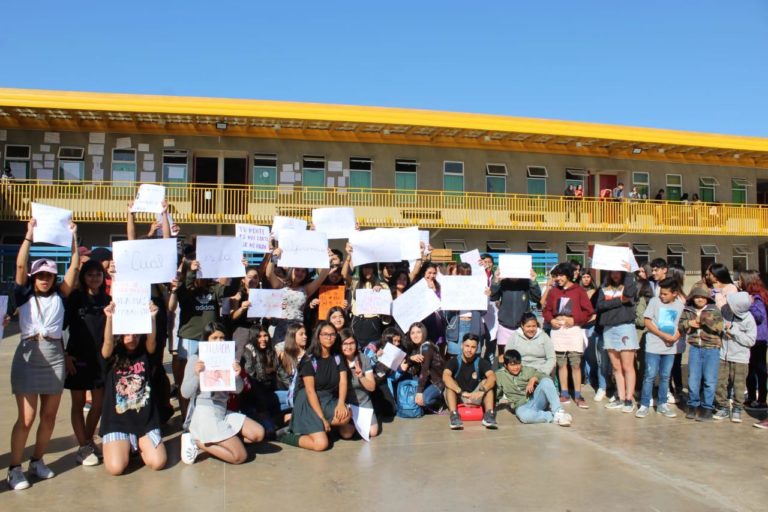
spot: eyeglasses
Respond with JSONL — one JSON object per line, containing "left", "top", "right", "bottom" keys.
{"left": 341, "top": 341, "right": 356, "bottom": 346}
{"left": 319, "top": 332, "right": 336, "bottom": 338}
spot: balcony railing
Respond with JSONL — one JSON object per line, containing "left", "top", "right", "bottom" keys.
{"left": 1, "top": 180, "right": 766, "bottom": 236}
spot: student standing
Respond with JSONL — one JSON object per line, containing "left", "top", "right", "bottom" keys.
{"left": 740, "top": 270, "right": 768, "bottom": 409}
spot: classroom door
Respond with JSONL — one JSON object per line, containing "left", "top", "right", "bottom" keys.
{"left": 193, "top": 156, "right": 219, "bottom": 215}
{"left": 598, "top": 174, "right": 617, "bottom": 195}
{"left": 223, "top": 157, "right": 248, "bottom": 214}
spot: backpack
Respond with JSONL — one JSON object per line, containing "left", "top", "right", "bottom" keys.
{"left": 286, "top": 354, "right": 341, "bottom": 408}
{"left": 396, "top": 379, "right": 424, "bottom": 418}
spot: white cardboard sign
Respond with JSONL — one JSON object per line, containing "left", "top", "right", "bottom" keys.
{"left": 235, "top": 224, "right": 270, "bottom": 253}
{"left": 112, "top": 238, "right": 178, "bottom": 284}
{"left": 31, "top": 202, "right": 72, "bottom": 247}
{"left": 312, "top": 207, "right": 356, "bottom": 239}
{"left": 195, "top": 236, "right": 245, "bottom": 278}
{"left": 278, "top": 230, "right": 329, "bottom": 269}
{"left": 591, "top": 244, "right": 639, "bottom": 272}
{"left": 111, "top": 280, "right": 152, "bottom": 335}
{"left": 439, "top": 275, "right": 489, "bottom": 311}
{"left": 355, "top": 288, "right": 393, "bottom": 315}
{"left": 271, "top": 216, "right": 307, "bottom": 240}
{"left": 199, "top": 341, "right": 237, "bottom": 392}
{"left": 378, "top": 343, "right": 407, "bottom": 371}
{"left": 350, "top": 229, "right": 402, "bottom": 266}
{"left": 392, "top": 279, "right": 441, "bottom": 332}
{"left": 498, "top": 254, "right": 533, "bottom": 279}
{"left": 247, "top": 289, "right": 286, "bottom": 318}
{"left": 398, "top": 226, "right": 422, "bottom": 261}
{"left": 131, "top": 184, "right": 165, "bottom": 214}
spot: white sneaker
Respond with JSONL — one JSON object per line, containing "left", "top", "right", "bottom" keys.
{"left": 76, "top": 444, "right": 99, "bottom": 466}
{"left": 635, "top": 405, "right": 651, "bottom": 418}
{"left": 7, "top": 466, "right": 30, "bottom": 490}
{"left": 553, "top": 409, "right": 572, "bottom": 427}
{"left": 28, "top": 458, "right": 55, "bottom": 480}
{"left": 594, "top": 388, "right": 606, "bottom": 402}
{"left": 649, "top": 398, "right": 655, "bottom": 407}
{"left": 180, "top": 432, "right": 198, "bottom": 465}
{"left": 667, "top": 392, "right": 676, "bottom": 404}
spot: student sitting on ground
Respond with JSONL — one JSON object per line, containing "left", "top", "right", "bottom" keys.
{"left": 495, "top": 349, "right": 573, "bottom": 427}
{"left": 442, "top": 334, "right": 497, "bottom": 430}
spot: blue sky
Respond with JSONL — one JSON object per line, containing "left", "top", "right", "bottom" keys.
{"left": 2, "top": 1, "right": 767, "bottom": 136}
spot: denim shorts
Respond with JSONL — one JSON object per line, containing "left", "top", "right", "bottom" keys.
{"left": 176, "top": 338, "right": 199, "bottom": 360}
{"left": 602, "top": 323, "right": 639, "bottom": 351}
{"left": 103, "top": 428, "right": 162, "bottom": 452}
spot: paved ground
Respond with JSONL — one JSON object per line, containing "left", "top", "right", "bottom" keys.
{"left": 0, "top": 332, "right": 766, "bottom": 511}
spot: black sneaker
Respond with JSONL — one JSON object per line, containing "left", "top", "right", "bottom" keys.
{"left": 696, "top": 408, "right": 713, "bottom": 422}
{"left": 685, "top": 407, "right": 697, "bottom": 420}
{"left": 449, "top": 411, "right": 463, "bottom": 430}
{"left": 482, "top": 410, "right": 498, "bottom": 429}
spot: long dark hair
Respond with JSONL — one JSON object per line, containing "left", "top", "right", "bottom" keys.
{"left": 201, "top": 321, "right": 228, "bottom": 341}
{"left": 111, "top": 334, "right": 148, "bottom": 371}
{"left": 307, "top": 321, "right": 340, "bottom": 358}
{"left": 402, "top": 321, "right": 429, "bottom": 355}
{"left": 356, "top": 263, "right": 382, "bottom": 289}
{"left": 388, "top": 269, "right": 411, "bottom": 299}
{"left": 379, "top": 326, "right": 403, "bottom": 349}
{"left": 248, "top": 325, "right": 277, "bottom": 379}
{"left": 281, "top": 321, "right": 305, "bottom": 374}
{"left": 338, "top": 327, "right": 363, "bottom": 367}
{"left": 78, "top": 259, "right": 107, "bottom": 295}
{"left": 326, "top": 306, "right": 349, "bottom": 329}
{"left": 707, "top": 263, "right": 733, "bottom": 285}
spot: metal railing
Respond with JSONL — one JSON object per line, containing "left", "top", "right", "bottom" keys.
{"left": 1, "top": 180, "right": 766, "bottom": 236}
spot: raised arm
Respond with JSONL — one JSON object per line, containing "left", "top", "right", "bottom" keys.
{"left": 126, "top": 202, "right": 137, "bottom": 240}
{"left": 102, "top": 302, "right": 116, "bottom": 359}
{"left": 160, "top": 200, "right": 171, "bottom": 239}
{"left": 16, "top": 218, "right": 35, "bottom": 287}
{"left": 265, "top": 248, "right": 285, "bottom": 289}
{"left": 59, "top": 221, "right": 80, "bottom": 297}
{"left": 146, "top": 301, "right": 158, "bottom": 354}
{"left": 305, "top": 267, "right": 331, "bottom": 297}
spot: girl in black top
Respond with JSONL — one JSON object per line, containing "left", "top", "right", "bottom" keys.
{"left": 100, "top": 301, "right": 167, "bottom": 476}
{"left": 64, "top": 259, "right": 110, "bottom": 466}
{"left": 241, "top": 325, "right": 282, "bottom": 429}
{"left": 278, "top": 321, "right": 354, "bottom": 451}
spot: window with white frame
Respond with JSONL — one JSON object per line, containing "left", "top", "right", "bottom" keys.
{"left": 667, "top": 243, "right": 687, "bottom": 267}
{"left": 698, "top": 177, "right": 718, "bottom": 203}
{"left": 302, "top": 155, "right": 325, "bottom": 189}
{"left": 57, "top": 146, "right": 85, "bottom": 181}
{"left": 443, "top": 161, "right": 464, "bottom": 193}
{"left": 486, "top": 163, "right": 507, "bottom": 194}
{"left": 527, "top": 166, "right": 547, "bottom": 196}
{"left": 486, "top": 240, "right": 511, "bottom": 253}
{"left": 443, "top": 239, "right": 467, "bottom": 253}
{"left": 527, "top": 241, "right": 550, "bottom": 254}
{"left": 632, "top": 172, "right": 649, "bottom": 199}
{"left": 666, "top": 174, "right": 682, "bottom": 201}
{"left": 632, "top": 243, "right": 653, "bottom": 267}
{"left": 252, "top": 153, "right": 276, "bottom": 187}
{"left": 349, "top": 157, "right": 372, "bottom": 190}
{"left": 566, "top": 241, "right": 588, "bottom": 267}
{"left": 395, "top": 159, "right": 417, "bottom": 191}
{"left": 733, "top": 245, "right": 750, "bottom": 273}
{"left": 112, "top": 148, "right": 137, "bottom": 182}
{"left": 700, "top": 244, "right": 719, "bottom": 275}
{"left": 732, "top": 178, "right": 748, "bottom": 204}
{"left": 3, "top": 144, "right": 31, "bottom": 179}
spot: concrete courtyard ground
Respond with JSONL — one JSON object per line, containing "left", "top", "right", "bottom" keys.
{"left": 0, "top": 332, "right": 766, "bottom": 512}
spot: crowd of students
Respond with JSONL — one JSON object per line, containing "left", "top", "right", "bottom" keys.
{"left": 4, "top": 204, "right": 768, "bottom": 491}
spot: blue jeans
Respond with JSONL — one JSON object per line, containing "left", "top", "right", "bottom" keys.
{"left": 687, "top": 346, "right": 720, "bottom": 410}
{"left": 582, "top": 327, "right": 610, "bottom": 391}
{"left": 422, "top": 384, "right": 443, "bottom": 409}
{"left": 640, "top": 353, "right": 675, "bottom": 407}
{"left": 515, "top": 378, "right": 561, "bottom": 424}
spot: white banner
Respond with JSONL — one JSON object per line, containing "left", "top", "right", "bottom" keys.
{"left": 247, "top": 289, "right": 286, "bottom": 318}
{"left": 31, "top": 202, "right": 72, "bottom": 247}
{"left": 111, "top": 280, "right": 152, "bottom": 335}
{"left": 312, "top": 207, "right": 356, "bottom": 239}
{"left": 355, "top": 288, "right": 393, "bottom": 315}
{"left": 498, "top": 254, "right": 533, "bottom": 279}
{"left": 199, "top": 341, "right": 237, "bottom": 392}
{"left": 235, "top": 224, "right": 270, "bottom": 253}
{"left": 439, "top": 275, "right": 488, "bottom": 311}
{"left": 460, "top": 249, "right": 487, "bottom": 282}
{"left": 196, "top": 236, "right": 245, "bottom": 278}
{"left": 131, "top": 184, "right": 165, "bottom": 214}
{"left": 398, "top": 226, "right": 422, "bottom": 261}
{"left": 278, "top": 230, "right": 329, "bottom": 269}
{"left": 591, "top": 244, "right": 639, "bottom": 272}
{"left": 271, "top": 215, "right": 307, "bottom": 240}
{"left": 419, "top": 230, "right": 431, "bottom": 254}
{"left": 349, "top": 405, "right": 374, "bottom": 442}
{"left": 378, "top": 343, "right": 407, "bottom": 371}
{"left": 392, "top": 279, "right": 441, "bottom": 332}
{"left": 112, "top": 238, "right": 178, "bottom": 283}
{"left": 350, "top": 229, "right": 402, "bottom": 266}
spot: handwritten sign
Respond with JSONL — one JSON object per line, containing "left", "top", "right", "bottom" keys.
{"left": 591, "top": 244, "right": 639, "bottom": 272}
{"left": 199, "top": 341, "right": 236, "bottom": 392}
{"left": 235, "top": 224, "right": 270, "bottom": 252}
{"left": 131, "top": 184, "right": 165, "bottom": 214}
{"left": 31, "top": 202, "right": 72, "bottom": 247}
{"left": 399, "top": 226, "right": 422, "bottom": 261}
{"left": 278, "top": 230, "right": 329, "bottom": 269}
{"left": 312, "top": 207, "right": 356, "bottom": 239}
{"left": 440, "top": 275, "right": 488, "bottom": 311}
{"left": 498, "top": 254, "right": 533, "bottom": 279}
{"left": 271, "top": 215, "right": 307, "bottom": 240}
{"left": 247, "top": 289, "right": 286, "bottom": 318}
{"left": 392, "top": 279, "right": 441, "bottom": 332}
{"left": 111, "top": 280, "right": 152, "bottom": 335}
{"left": 350, "top": 229, "right": 402, "bottom": 266}
{"left": 0, "top": 295, "right": 8, "bottom": 340}
{"left": 355, "top": 288, "right": 393, "bottom": 315}
{"left": 196, "top": 236, "right": 245, "bottom": 278}
{"left": 319, "top": 285, "right": 346, "bottom": 319}
{"left": 112, "top": 238, "right": 178, "bottom": 283}
{"left": 378, "top": 342, "right": 407, "bottom": 371}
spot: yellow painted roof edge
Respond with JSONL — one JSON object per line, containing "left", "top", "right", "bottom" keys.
{"left": 1, "top": 87, "right": 766, "bottom": 152}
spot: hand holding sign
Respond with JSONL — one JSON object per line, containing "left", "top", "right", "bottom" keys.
{"left": 131, "top": 184, "right": 166, "bottom": 214}
{"left": 31, "top": 203, "right": 74, "bottom": 247}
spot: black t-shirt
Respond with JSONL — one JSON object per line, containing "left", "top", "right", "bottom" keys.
{"left": 297, "top": 353, "right": 344, "bottom": 393}
{"left": 445, "top": 355, "right": 492, "bottom": 392}
{"left": 66, "top": 290, "right": 110, "bottom": 359}
{"left": 100, "top": 348, "right": 159, "bottom": 436}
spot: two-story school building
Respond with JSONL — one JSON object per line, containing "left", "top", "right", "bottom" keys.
{"left": 1, "top": 87, "right": 768, "bottom": 280}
